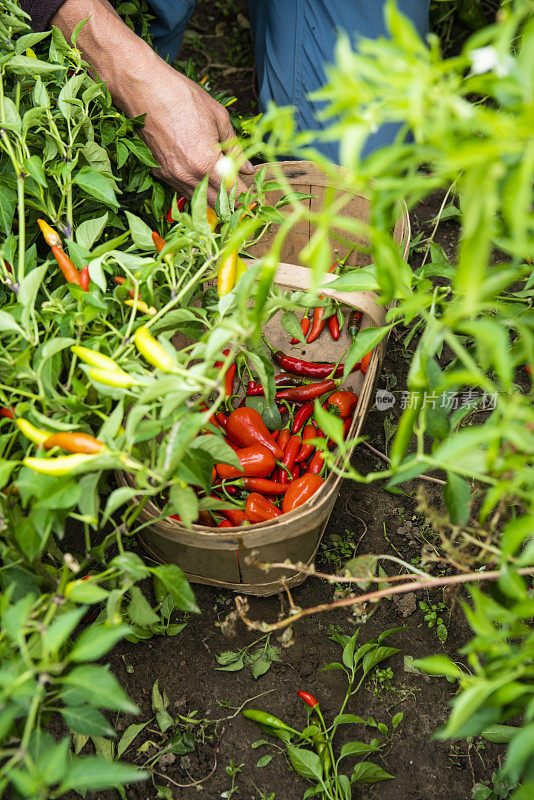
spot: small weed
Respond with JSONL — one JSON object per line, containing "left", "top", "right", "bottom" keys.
{"left": 419, "top": 600, "right": 448, "bottom": 643}
{"left": 216, "top": 633, "right": 282, "bottom": 679}
{"left": 222, "top": 760, "right": 244, "bottom": 798}
{"left": 472, "top": 770, "right": 516, "bottom": 800}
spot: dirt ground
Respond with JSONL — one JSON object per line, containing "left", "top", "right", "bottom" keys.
{"left": 66, "top": 3, "right": 507, "bottom": 799}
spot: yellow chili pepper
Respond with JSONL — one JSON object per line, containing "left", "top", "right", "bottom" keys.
{"left": 16, "top": 418, "right": 50, "bottom": 445}
{"left": 88, "top": 368, "right": 139, "bottom": 388}
{"left": 236, "top": 257, "right": 247, "bottom": 281}
{"left": 134, "top": 326, "right": 174, "bottom": 372}
{"left": 206, "top": 207, "right": 218, "bottom": 232}
{"left": 24, "top": 454, "right": 98, "bottom": 476}
{"left": 37, "top": 219, "right": 62, "bottom": 249}
{"left": 71, "top": 345, "right": 121, "bottom": 372}
{"left": 124, "top": 299, "right": 157, "bottom": 316}
{"left": 217, "top": 251, "right": 237, "bottom": 297}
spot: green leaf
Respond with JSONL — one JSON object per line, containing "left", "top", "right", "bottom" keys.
{"left": 68, "top": 582, "right": 109, "bottom": 604}
{"left": 481, "top": 724, "right": 518, "bottom": 744}
{"left": 125, "top": 211, "right": 154, "bottom": 250}
{"left": 5, "top": 54, "right": 63, "bottom": 75}
{"left": 342, "top": 632, "right": 359, "bottom": 669}
{"left": 190, "top": 433, "right": 241, "bottom": 469}
{"left": 314, "top": 401, "right": 344, "bottom": 445}
{"left": 127, "top": 586, "right": 159, "bottom": 626}
{"left": 43, "top": 606, "right": 87, "bottom": 653}
{"left": 0, "top": 309, "right": 28, "bottom": 339}
{"left": 412, "top": 655, "right": 463, "bottom": 680}
{"left": 362, "top": 646, "right": 400, "bottom": 676}
{"left": 443, "top": 472, "right": 471, "bottom": 524}
{"left": 281, "top": 310, "right": 306, "bottom": 343}
{"left": 23, "top": 155, "right": 47, "bottom": 187}
{"left": 76, "top": 213, "right": 108, "bottom": 250}
{"left": 285, "top": 745, "right": 323, "bottom": 781}
{"left": 502, "top": 722, "right": 534, "bottom": 782}
{"left": 58, "top": 757, "right": 147, "bottom": 792}
{"left": 257, "top": 754, "right": 274, "bottom": 767}
{"left": 325, "top": 267, "right": 380, "bottom": 292}
{"left": 60, "top": 705, "right": 114, "bottom": 738}
{"left": 117, "top": 722, "right": 149, "bottom": 758}
{"left": 169, "top": 483, "right": 199, "bottom": 528}
{"left": 339, "top": 741, "right": 381, "bottom": 759}
{"left": 150, "top": 564, "right": 199, "bottom": 613}
{"left": 351, "top": 762, "right": 395, "bottom": 783}
{"left": 69, "top": 624, "right": 131, "bottom": 662}
{"left": 58, "top": 73, "right": 85, "bottom": 119}
{"left": 74, "top": 166, "right": 118, "bottom": 208}
{"left": 344, "top": 326, "right": 390, "bottom": 379}
{"left": 63, "top": 665, "right": 139, "bottom": 713}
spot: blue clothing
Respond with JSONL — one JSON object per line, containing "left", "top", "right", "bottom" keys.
{"left": 147, "top": 0, "right": 430, "bottom": 161}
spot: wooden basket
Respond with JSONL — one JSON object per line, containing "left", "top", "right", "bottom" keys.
{"left": 118, "top": 162, "right": 410, "bottom": 596}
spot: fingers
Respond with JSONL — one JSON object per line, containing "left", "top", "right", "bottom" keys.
{"left": 216, "top": 106, "right": 254, "bottom": 175}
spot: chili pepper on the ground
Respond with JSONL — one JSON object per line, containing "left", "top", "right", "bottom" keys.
{"left": 72, "top": 345, "right": 122, "bottom": 372}
{"left": 37, "top": 219, "right": 62, "bottom": 248}
{"left": 217, "top": 251, "right": 237, "bottom": 297}
{"left": 328, "top": 312, "right": 340, "bottom": 340}
{"left": 43, "top": 432, "right": 106, "bottom": 455}
{"left": 51, "top": 245, "right": 81, "bottom": 285}
{"left": 276, "top": 379, "right": 338, "bottom": 403}
{"left": 297, "top": 691, "right": 319, "bottom": 708}
{"left": 282, "top": 473, "right": 324, "bottom": 513}
{"left": 134, "top": 326, "right": 174, "bottom": 372}
{"left": 23, "top": 454, "right": 98, "bottom": 475}
{"left": 270, "top": 348, "right": 349, "bottom": 379}
{"left": 360, "top": 350, "right": 372, "bottom": 374}
{"left": 80, "top": 265, "right": 90, "bottom": 291}
{"left": 241, "top": 478, "right": 289, "bottom": 495}
{"left": 291, "top": 315, "right": 310, "bottom": 344}
{"left": 226, "top": 408, "right": 283, "bottom": 459}
{"left": 242, "top": 709, "right": 299, "bottom": 734}
{"left": 16, "top": 418, "right": 49, "bottom": 445}
{"left": 114, "top": 276, "right": 136, "bottom": 299}
{"left": 280, "top": 434, "right": 301, "bottom": 484}
{"left": 124, "top": 298, "right": 157, "bottom": 316}
{"left": 307, "top": 449, "right": 325, "bottom": 475}
{"left": 292, "top": 401, "right": 314, "bottom": 434}
{"left": 295, "top": 424, "right": 316, "bottom": 463}
{"left": 216, "top": 445, "right": 275, "bottom": 480}
{"left": 0, "top": 407, "right": 15, "bottom": 420}
{"left": 326, "top": 390, "right": 358, "bottom": 418}
{"left": 152, "top": 231, "right": 166, "bottom": 253}
{"left": 348, "top": 310, "right": 363, "bottom": 342}
{"left": 307, "top": 263, "right": 336, "bottom": 344}
{"left": 245, "top": 493, "right": 282, "bottom": 523}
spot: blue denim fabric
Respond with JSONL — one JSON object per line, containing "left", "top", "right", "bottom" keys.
{"left": 147, "top": 0, "right": 430, "bottom": 160}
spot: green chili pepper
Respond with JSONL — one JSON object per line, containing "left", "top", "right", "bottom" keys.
{"left": 242, "top": 709, "right": 299, "bottom": 735}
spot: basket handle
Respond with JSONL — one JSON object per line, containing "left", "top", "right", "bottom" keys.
{"left": 242, "top": 260, "right": 386, "bottom": 328}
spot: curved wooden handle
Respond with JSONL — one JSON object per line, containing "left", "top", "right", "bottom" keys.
{"left": 242, "top": 259, "right": 386, "bottom": 328}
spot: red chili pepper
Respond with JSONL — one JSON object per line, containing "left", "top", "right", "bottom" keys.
{"left": 276, "top": 379, "right": 338, "bottom": 403}
{"left": 216, "top": 412, "right": 228, "bottom": 429}
{"left": 152, "top": 231, "right": 166, "bottom": 254}
{"left": 242, "top": 477, "right": 289, "bottom": 495}
{"left": 307, "top": 264, "right": 336, "bottom": 344}
{"left": 217, "top": 519, "right": 233, "bottom": 528}
{"left": 114, "top": 276, "right": 136, "bottom": 299}
{"left": 295, "top": 424, "right": 317, "bottom": 463}
{"left": 291, "top": 315, "right": 310, "bottom": 344}
{"left": 277, "top": 428, "right": 291, "bottom": 454}
{"left": 292, "top": 401, "right": 314, "bottom": 434}
{"left": 216, "top": 445, "right": 276, "bottom": 480}
{"left": 326, "top": 390, "right": 358, "bottom": 418}
{"left": 307, "top": 449, "right": 325, "bottom": 475}
{"left": 291, "top": 464, "right": 300, "bottom": 480}
{"left": 271, "top": 350, "right": 352, "bottom": 379}
{"left": 225, "top": 407, "right": 283, "bottom": 459}
{"left": 225, "top": 364, "right": 237, "bottom": 397}
{"left": 246, "top": 374, "right": 309, "bottom": 396}
{"left": 200, "top": 402, "right": 222, "bottom": 430}
{"left": 222, "top": 507, "right": 248, "bottom": 526}
{"left": 167, "top": 194, "right": 186, "bottom": 223}
{"left": 51, "top": 245, "right": 81, "bottom": 285}
{"left": 297, "top": 690, "right": 319, "bottom": 708}
{"left": 80, "top": 265, "right": 90, "bottom": 291}
{"left": 245, "top": 492, "right": 282, "bottom": 523}
{"left": 0, "top": 407, "right": 15, "bottom": 420}
{"left": 328, "top": 313, "right": 340, "bottom": 340}
{"left": 280, "top": 434, "right": 301, "bottom": 485}
{"left": 282, "top": 473, "right": 324, "bottom": 513}
{"left": 360, "top": 350, "right": 372, "bottom": 375}
{"left": 348, "top": 310, "right": 363, "bottom": 342}
{"left": 272, "top": 430, "right": 279, "bottom": 440}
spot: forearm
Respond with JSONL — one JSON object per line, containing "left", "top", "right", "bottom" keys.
{"left": 52, "top": 0, "right": 160, "bottom": 117}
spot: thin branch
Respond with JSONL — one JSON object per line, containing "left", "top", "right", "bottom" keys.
{"left": 234, "top": 567, "right": 534, "bottom": 633}
{"left": 153, "top": 726, "right": 224, "bottom": 789}
{"left": 361, "top": 441, "right": 446, "bottom": 486}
